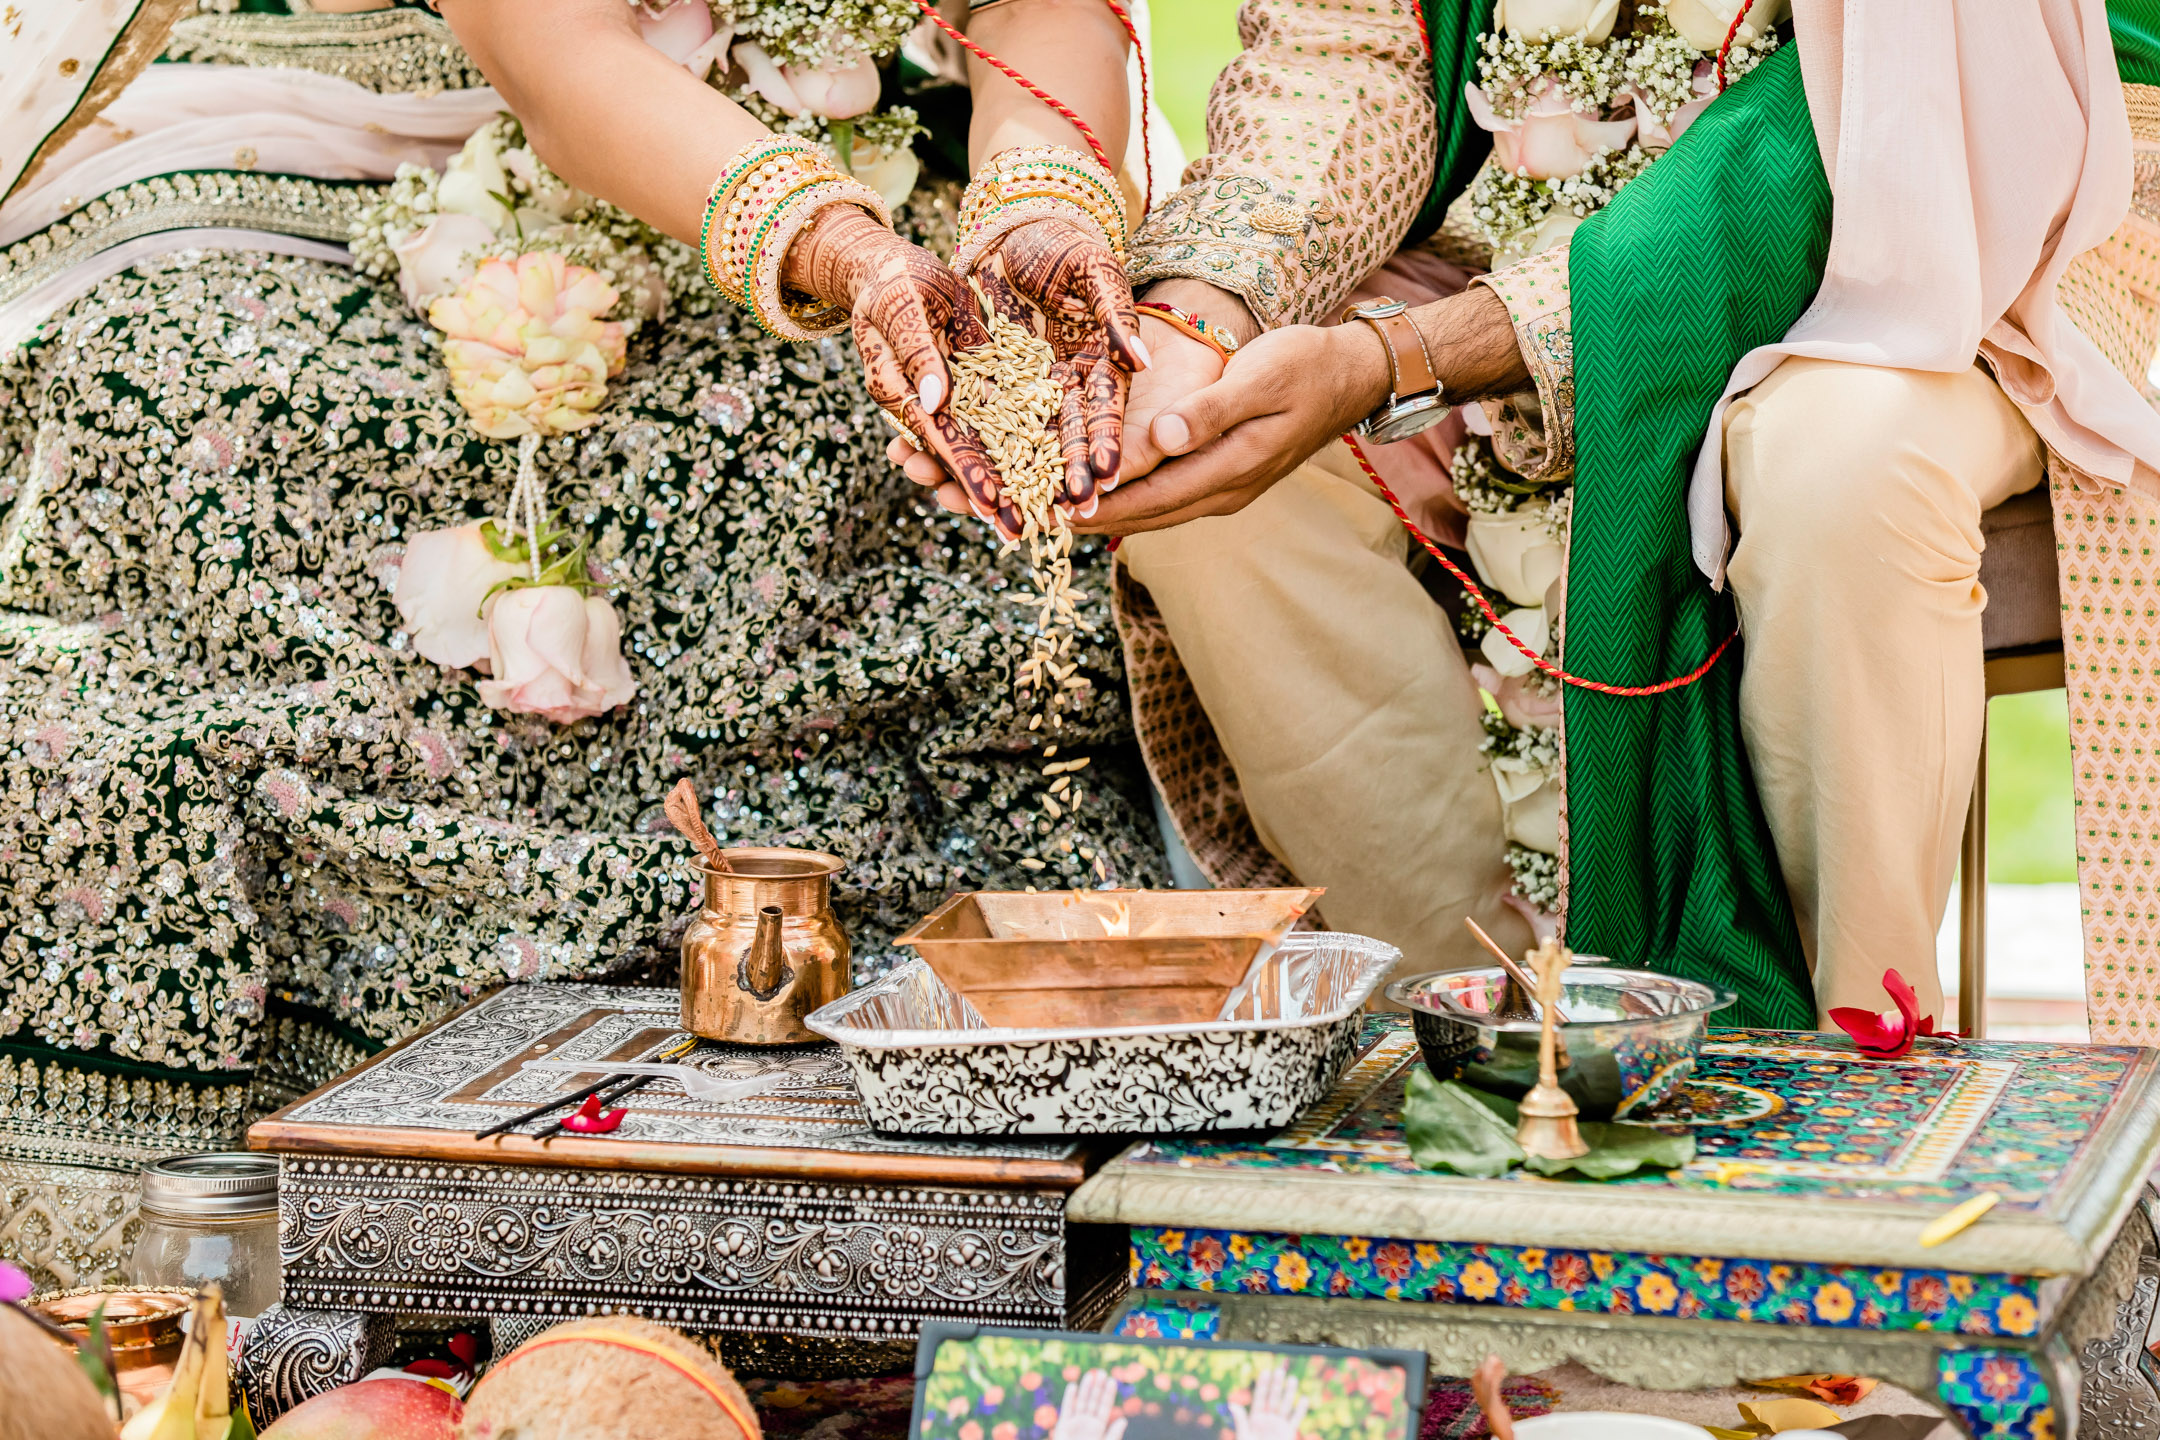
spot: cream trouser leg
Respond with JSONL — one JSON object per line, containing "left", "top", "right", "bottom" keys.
{"left": 1119, "top": 445, "right": 1529, "bottom": 978}
{"left": 1723, "top": 359, "right": 2044, "bottom": 1023}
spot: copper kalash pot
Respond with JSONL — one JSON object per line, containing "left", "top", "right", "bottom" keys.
{"left": 681, "top": 848, "right": 850, "bottom": 1044}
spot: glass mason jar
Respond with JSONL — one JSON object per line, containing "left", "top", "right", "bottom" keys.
{"left": 126, "top": 1153, "right": 282, "bottom": 1318}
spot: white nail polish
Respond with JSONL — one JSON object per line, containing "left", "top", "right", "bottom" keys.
{"left": 919, "top": 373, "right": 945, "bottom": 412}
{"left": 1128, "top": 335, "right": 1153, "bottom": 371}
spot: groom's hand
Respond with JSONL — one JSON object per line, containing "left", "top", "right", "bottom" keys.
{"left": 1071, "top": 321, "right": 1388, "bottom": 534}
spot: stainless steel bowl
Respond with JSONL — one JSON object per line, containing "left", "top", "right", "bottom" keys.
{"left": 1386, "top": 965, "right": 1736, "bottom": 1120}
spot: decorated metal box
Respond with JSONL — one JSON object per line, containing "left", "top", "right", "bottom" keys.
{"left": 248, "top": 984, "right": 1126, "bottom": 1353}
{"left": 1070, "top": 1019, "right": 2160, "bottom": 1439}
{"left": 805, "top": 933, "right": 1399, "bottom": 1135}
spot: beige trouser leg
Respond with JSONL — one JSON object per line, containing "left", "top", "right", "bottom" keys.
{"left": 1723, "top": 359, "right": 2044, "bottom": 1024}
{"left": 1120, "top": 445, "right": 1529, "bottom": 978}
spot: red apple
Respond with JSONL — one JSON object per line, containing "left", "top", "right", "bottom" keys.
{"left": 261, "top": 1378, "right": 462, "bottom": 1439}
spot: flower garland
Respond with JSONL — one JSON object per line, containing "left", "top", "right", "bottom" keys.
{"left": 1455, "top": 0, "right": 1785, "bottom": 923}
{"left": 358, "top": 1, "right": 955, "bottom": 725}
{"left": 1464, "top": 7, "right": 1779, "bottom": 262}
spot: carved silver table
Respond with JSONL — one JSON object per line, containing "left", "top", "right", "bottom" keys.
{"left": 1074, "top": 1019, "right": 2160, "bottom": 1438}
{"left": 242, "top": 984, "right": 1118, "bottom": 1417}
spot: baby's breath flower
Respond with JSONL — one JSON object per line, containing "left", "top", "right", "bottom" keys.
{"left": 1476, "top": 31, "right": 1627, "bottom": 118}
{"left": 1481, "top": 711, "right": 1562, "bottom": 770}
{"left": 1507, "top": 845, "right": 1562, "bottom": 911}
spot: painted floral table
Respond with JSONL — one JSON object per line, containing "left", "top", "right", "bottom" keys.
{"left": 1070, "top": 1019, "right": 2160, "bottom": 1439}
{"left": 237, "top": 984, "right": 1124, "bottom": 1423}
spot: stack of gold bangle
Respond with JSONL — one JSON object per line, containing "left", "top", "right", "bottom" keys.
{"left": 699, "top": 134, "right": 892, "bottom": 341}
{"left": 952, "top": 144, "right": 1127, "bottom": 279}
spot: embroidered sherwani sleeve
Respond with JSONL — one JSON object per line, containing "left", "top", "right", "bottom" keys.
{"left": 1473, "top": 245, "right": 1576, "bottom": 485}
{"left": 1124, "top": 0, "right": 1436, "bottom": 328}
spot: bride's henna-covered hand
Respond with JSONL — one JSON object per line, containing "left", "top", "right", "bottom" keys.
{"left": 784, "top": 205, "right": 1020, "bottom": 534}
{"left": 970, "top": 216, "right": 1144, "bottom": 512}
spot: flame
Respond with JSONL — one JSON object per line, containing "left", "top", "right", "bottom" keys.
{"left": 1099, "top": 896, "right": 1132, "bottom": 937}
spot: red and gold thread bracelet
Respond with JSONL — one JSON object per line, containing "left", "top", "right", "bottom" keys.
{"left": 1134, "top": 301, "right": 1241, "bottom": 360}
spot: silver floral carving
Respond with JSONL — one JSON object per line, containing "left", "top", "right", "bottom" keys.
{"left": 277, "top": 1154, "right": 1087, "bottom": 1336}
{"left": 236, "top": 1303, "right": 396, "bottom": 1429}
{"left": 276, "top": 984, "right": 1081, "bottom": 1162}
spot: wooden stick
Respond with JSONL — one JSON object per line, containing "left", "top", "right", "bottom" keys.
{"left": 1464, "top": 917, "right": 1570, "bottom": 1024}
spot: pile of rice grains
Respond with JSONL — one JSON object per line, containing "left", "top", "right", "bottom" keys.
{"left": 915, "top": 284, "right": 1103, "bottom": 884}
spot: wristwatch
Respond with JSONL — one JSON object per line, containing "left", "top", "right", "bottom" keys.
{"left": 1343, "top": 297, "right": 1450, "bottom": 443}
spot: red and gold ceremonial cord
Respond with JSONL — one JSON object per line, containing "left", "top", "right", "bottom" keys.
{"left": 1341, "top": 434, "right": 1736, "bottom": 697}
{"left": 905, "top": 0, "right": 1153, "bottom": 211}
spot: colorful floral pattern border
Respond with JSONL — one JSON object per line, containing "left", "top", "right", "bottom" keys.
{"left": 1122, "top": 1020, "right": 2137, "bottom": 1209}
{"left": 1129, "top": 1228, "right": 2046, "bottom": 1337}
{"left": 1936, "top": 1348, "right": 2058, "bottom": 1439}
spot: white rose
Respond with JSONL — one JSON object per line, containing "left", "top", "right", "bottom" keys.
{"left": 1492, "top": 756, "right": 1563, "bottom": 854}
{"left": 1467, "top": 502, "right": 1566, "bottom": 609}
{"left": 848, "top": 140, "right": 922, "bottom": 212}
{"left": 786, "top": 56, "right": 883, "bottom": 120}
{"left": 394, "top": 523, "right": 524, "bottom": 670}
{"left": 503, "top": 146, "right": 586, "bottom": 222}
{"left": 1496, "top": 0, "right": 1620, "bottom": 42}
{"left": 1479, "top": 605, "right": 1549, "bottom": 679}
{"left": 1467, "top": 77, "right": 1636, "bottom": 182}
{"left": 437, "top": 125, "right": 514, "bottom": 233}
{"left": 1497, "top": 207, "right": 1582, "bottom": 266}
{"left": 391, "top": 213, "right": 497, "bottom": 314}
{"left": 1661, "top": 0, "right": 1790, "bottom": 53}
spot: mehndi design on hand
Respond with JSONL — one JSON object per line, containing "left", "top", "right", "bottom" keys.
{"left": 973, "top": 216, "right": 1143, "bottom": 509}
{"left": 789, "top": 206, "right": 1015, "bottom": 532}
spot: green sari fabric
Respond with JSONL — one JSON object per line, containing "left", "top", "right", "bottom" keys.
{"left": 2115, "top": 0, "right": 2160, "bottom": 87}
{"left": 1407, "top": 0, "right": 1500, "bottom": 244}
{"left": 1564, "top": 46, "right": 1827, "bottom": 1029}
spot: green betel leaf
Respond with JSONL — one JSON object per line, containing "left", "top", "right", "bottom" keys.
{"left": 1524, "top": 1122, "right": 1696, "bottom": 1179}
{"left": 1404, "top": 1068, "right": 1525, "bottom": 1178}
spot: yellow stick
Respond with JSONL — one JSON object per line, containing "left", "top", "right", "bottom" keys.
{"left": 1919, "top": 1191, "right": 2000, "bottom": 1248}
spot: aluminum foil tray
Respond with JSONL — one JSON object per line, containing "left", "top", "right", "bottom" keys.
{"left": 804, "top": 932, "right": 1400, "bottom": 1135}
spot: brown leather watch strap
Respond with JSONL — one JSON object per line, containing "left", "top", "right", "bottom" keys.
{"left": 1346, "top": 300, "right": 1438, "bottom": 399}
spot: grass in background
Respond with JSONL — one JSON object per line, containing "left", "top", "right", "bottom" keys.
{"left": 1989, "top": 690, "right": 2077, "bottom": 883}
{"left": 1151, "top": 0, "right": 1243, "bottom": 154}
{"left": 1143, "top": 5, "right": 2081, "bottom": 891}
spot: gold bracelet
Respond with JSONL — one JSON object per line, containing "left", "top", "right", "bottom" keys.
{"left": 953, "top": 144, "right": 1127, "bottom": 277}
{"left": 745, "top": 177, "right": 892, "bottom": 342}
{"left": 700, "top": 136, "right": 825, "bottom": 303}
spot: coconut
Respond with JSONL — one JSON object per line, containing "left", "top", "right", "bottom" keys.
{"left": 0, "top": 1303, "right": 117, "bottom": 1440}
{"left": 458, "top": 1317, "right": 757, "bottom": 1440}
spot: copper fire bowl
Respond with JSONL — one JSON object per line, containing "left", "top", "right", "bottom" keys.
{"left": 894, "top": 888, "right": 1323, "bottom": 1029}
{"left": 31, "top": 1286, "right": 193, "bottom": 1409}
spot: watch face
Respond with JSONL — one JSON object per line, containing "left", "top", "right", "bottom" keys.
{"left": 1365, "top": 395, "right": 1451, "bottom": 444}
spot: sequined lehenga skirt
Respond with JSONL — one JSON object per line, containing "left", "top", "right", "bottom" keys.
{"left": 0, "top": 246, "right": 1161, "bottom": 1286}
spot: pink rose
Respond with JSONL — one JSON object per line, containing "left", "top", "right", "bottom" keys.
{"left": 392, "top": 213, "right": 497, "bottom": 313}
{"left": 476, "top": 586, "right": 637, "bottom": 723}
{"left": 786, "top": 56, "right": 883, "bottom": 120}
{"left": 1472, "top": 662, "right": 1565, "bottom": 730}
{"left": 395, "top": 524, "right": 524, "bottom": 670}
{"left": 1467, "top": 77, "right": 1636, "bottom": 181}
{"left": 732, "top": 42, "right": 806, "bottom": 115}
{"left": 637, "top": 0, "right": 714, "bottom": 63}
